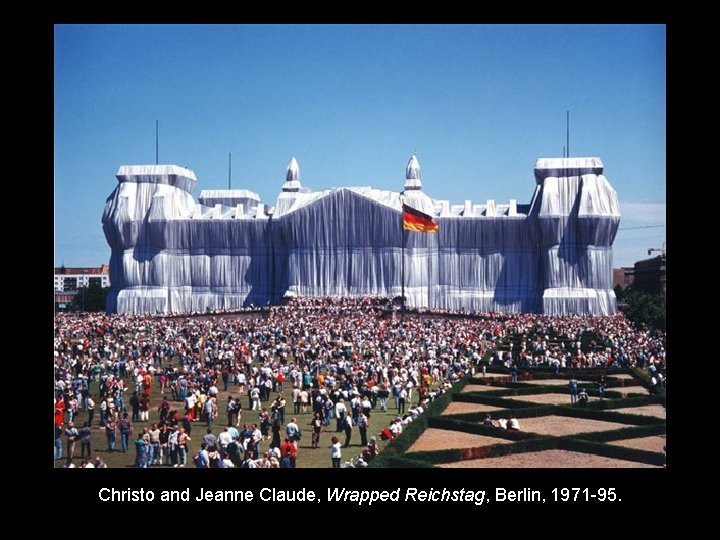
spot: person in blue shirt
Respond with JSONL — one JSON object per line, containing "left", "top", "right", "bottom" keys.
{"left": 569, "top": 378, "right": 578, "bottom": 403}
{"left": 196, "top": 442, "right": 210, "bottom": 468}
{"left": 135, "top": 433, "right": 149, "bottom": 468}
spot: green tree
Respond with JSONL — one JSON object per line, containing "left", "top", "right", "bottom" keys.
{"left": 71, "top": 282, "right": 110, "bottom": 312}
{"left": 613, "top": 284, "right": 626, "bottom": 302}
{"left": 621, "top": 288, "right": 666, "bottom": 331}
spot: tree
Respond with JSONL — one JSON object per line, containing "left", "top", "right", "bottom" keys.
{"left": 620, "top": 288, "right": 666, "bottom": 331}
{"left": 70, "top": 282, "right": 110, "bottom": 312}
{"left": 613, "top": 284, "right": 626, "bottom": 302}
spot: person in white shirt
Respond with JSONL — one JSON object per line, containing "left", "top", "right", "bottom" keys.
{"left": 186, "top": 393, "right": 196, "bottom": 418}
{"left": 217, "top": 427, "right": 233, "bottom": 451}
{"left": 335, "top": 399, "right": 347, "bottom": 432}
{"left": 168, "top": 428, "right": 180, "bottom": 467}
{"left": 343, "top": 415, "right": 353, "bottom": 448}
{"left": 361, "top": 396, "right": 372, "bottom": 418}
{"left": 250, "top": 386, "right": 260, "bottom": 411}
{"left": 242, "top": 450, "right": 258, "bottom": 468}
{"left": 398, "top": 387, "right": 407, "bottom": 414}
{"left": 508, "top": 416, "right": 520, "bottom": 431}
{"left": 300, "top": 389, "right": 309, "bottom": 413}
{"left": 292, "top": 385, "right": 302, "bottom": 414}
{"left": 286, "top": 418, "right": 300, "bottom": 441}
{"left": 357, "top": 412, "right": 369, "bottom": 447}
{"left": 221, "top": 453, "right": 235, "bottom": 468}
{"left": 405, "top": 380, "right": 414, "bottom": 403}
{"left": 331, "top": 436, "right": 342, "bottom": 468}
{"left": 252, "top": 424, "right": 263, "bottom": 455}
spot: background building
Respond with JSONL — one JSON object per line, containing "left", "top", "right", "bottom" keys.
{"left": 54, "top": 291, "right": 77, "bottom": 312}
{"left": 632, "top": 255, "right": 666, "bottom": 296}
{"left": 54, "top": 264, "right": 110, "bottom": 292}
{"left": 613, "top": 267, "right": 635, "bottom": 290}
{"left": 613, "top": 254, "right": 666, "bottom": 297}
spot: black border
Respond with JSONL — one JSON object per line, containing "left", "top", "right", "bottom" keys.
{"left": 44, "top": 20, "right": 679, "bottom": 521}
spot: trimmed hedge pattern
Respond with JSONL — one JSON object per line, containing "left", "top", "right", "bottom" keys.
{"left": 569, "top": 423, "right": 665, "bottom": 443}
{"left": 368, "top": 376, "right": 470, "bottom": 468}
{"left": 558, "top": 438, "right": 664, "bottom": 467}
{"left": 406, "top": 437, "right": 559, "bottom": 465}
{"left": 428, "top": 417, "right": 541, "bottom": 441}
{"left": 372, "top": 368, "right": 666, "bottom": 468}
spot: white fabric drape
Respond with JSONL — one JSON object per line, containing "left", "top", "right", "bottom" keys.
{"left": 103, "top": 159, "right": 620, "bottom": 315}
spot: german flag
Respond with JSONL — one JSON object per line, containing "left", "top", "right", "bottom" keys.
{"left": 402, "top": 203, "right": 439, "bottom": 233}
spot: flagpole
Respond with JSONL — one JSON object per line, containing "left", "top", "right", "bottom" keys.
{"left": 400, "top": 193, "right": 405, "bottom": 318}
{"left": 401, "top": 227, "right": 406, "bottom": 318}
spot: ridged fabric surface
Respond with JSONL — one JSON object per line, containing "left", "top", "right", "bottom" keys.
{"left": 103, "top": 159, "right": 619, "bottom": 315}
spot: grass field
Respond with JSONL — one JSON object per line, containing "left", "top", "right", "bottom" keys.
{"left": 54, "top": 364, "right": 420, "bottom": 468}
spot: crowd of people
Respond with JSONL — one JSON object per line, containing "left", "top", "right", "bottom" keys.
{"left": 54, "top": 296, "right": 666, "bottom": 468}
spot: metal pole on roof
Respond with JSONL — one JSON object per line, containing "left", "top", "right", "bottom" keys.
{"left": 566, "top": 110, "right": 570, "bottom": 158}
{"left": 228, "top": 153, "right": 232, "bottom": 190}
{"left": 156, "top": 120, "right": 159, "bottom": 165}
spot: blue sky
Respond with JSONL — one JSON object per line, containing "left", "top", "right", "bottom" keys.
{"left": 55, "top": 24, "right": 665, "bottom": 269}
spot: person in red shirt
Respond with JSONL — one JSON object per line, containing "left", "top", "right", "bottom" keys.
{"left": 279, "top": 437, "right": 298, "bottom": 468}
{"left": 143, "top": 373, "right": 153, "bottom": 397}
{"left": 139, "top": 394, "right": 150, "bottom": 422}
{"left": 54, "top": 397, "right": 65, "bottom": 427}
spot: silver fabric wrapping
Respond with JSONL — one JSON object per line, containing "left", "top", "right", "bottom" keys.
{"left": 103, "top": 159, "right": 619, "bottom": 315}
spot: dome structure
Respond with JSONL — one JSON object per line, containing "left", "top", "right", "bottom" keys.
{"left": 404, "top": 154, "right": 422, "bottom": 191}
{"left": 283, "top": 157, "right": 302, "bottom": 192}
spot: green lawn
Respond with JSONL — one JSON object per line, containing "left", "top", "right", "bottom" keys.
{"left": 55, "top": 364, "right": 417, "bottom": 468}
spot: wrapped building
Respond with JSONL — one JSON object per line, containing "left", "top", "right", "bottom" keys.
{"left": 102, "top": 155, "right": 620, "bottom": 315}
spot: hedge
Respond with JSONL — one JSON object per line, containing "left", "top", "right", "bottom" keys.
{"left": 467, "top": 382, "right": 646, "bottom": 396}
{"left": 465, "top": 385, "right": 571, "bottom": 396}
{"left": 629, "top": 366, "right": 666, "bottom": 397}
{"left": 406, "top": 437, "right": 558, "bottom": 465}
{"left": 402, "top": 448, "right": 465, "bottom": 465}
{"left": 427, "top": 417, "right": 539, "bottom": 441}
{"left": 402, "top": 433, "right": 664, "bottom": 467}
{"left": 433, "top": 400, "right": 664, "bottom": 427}
{"left": 436, "top": 405, "right": 559, "bottom": 424}
{"left": 371, "top": 366, "right": 666, "bottom": 468}
{"left": 383, "top": 457, "right": 435, "bottom": 468}
{"left": 552, "top": 405, "right": 664, "bottom": 426}
{"left": 469, "top": 368, "right": 640, "bottom": 384}
{"left": 495, "top": 331, "right": 612, "bottom": 353}
{"left": 368, "top": 376, "right": 470, "bottom": 468}
{"left": 453, "top": 394, "right": 547, "bottom": 409}
{"left": 463, "top": 386, "right": 631, "bottom": 399}
{"left": 559, "top": 438, "right": 665, "bottom": 467}
{"left": 584, "top": 395, "right": 662, "bottom": 410}
{"left": 568, "top": 423, "right": 666, "bottom": 443}
{"left": 402, "top": 430, "right": 665, "bottom": 467}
